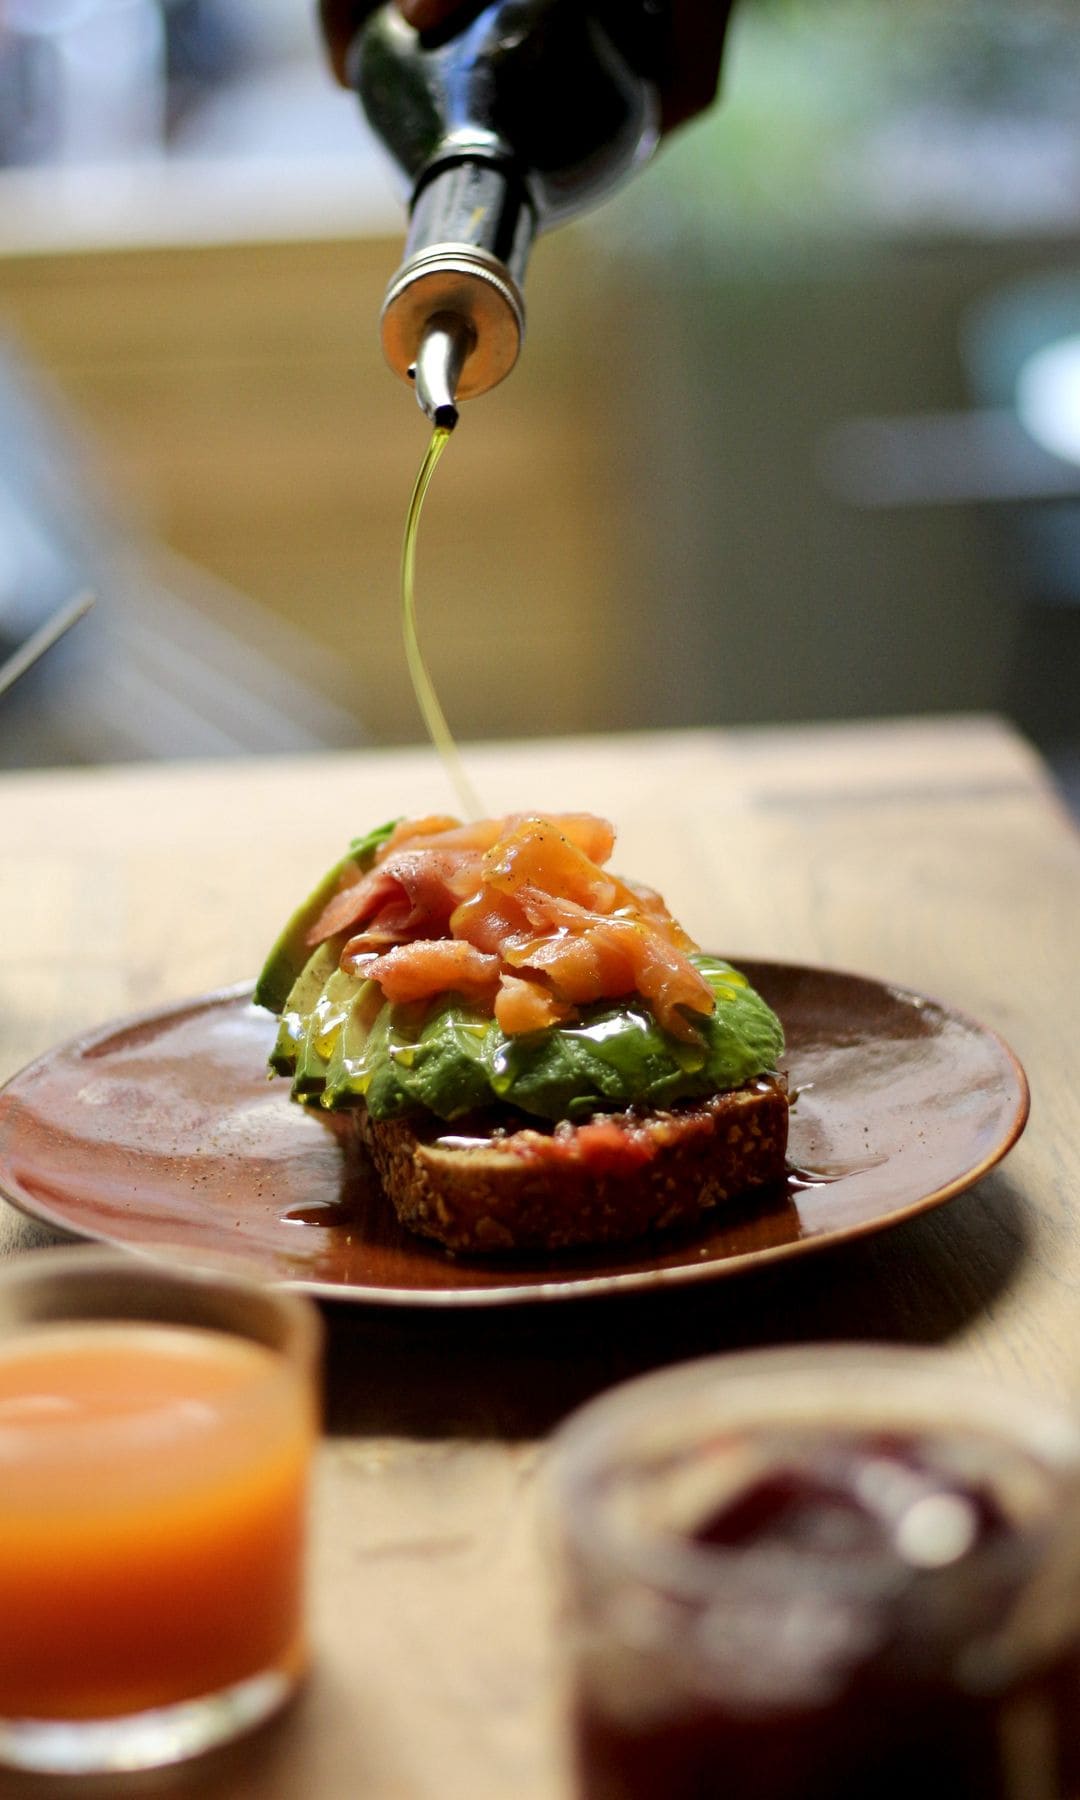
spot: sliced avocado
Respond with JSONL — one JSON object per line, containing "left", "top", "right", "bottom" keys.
{"left": 254, "top": 819, "right": 399, "bottom": 1013}
{"left": 321, "top": 989, "right": 493, "bottom": 1119}
{"left": 291, "top": 965, "right": 367, "bottom": 1097}
{"left": 322, "top": 955, "right": 784, "bottom": 1123}
{"left": 268, "top": 938, "right": 348, "bottom": 1075}
{"left": 319, "top": 980, "right": 387, "bottom": 1105}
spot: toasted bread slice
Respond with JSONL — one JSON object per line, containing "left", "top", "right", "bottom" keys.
{"left": 355, "top": 1075, "right": 789, "bottom": 1254}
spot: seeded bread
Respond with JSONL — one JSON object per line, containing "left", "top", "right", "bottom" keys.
{"left": 355, "top": 1075, "right": 789, "bottom": 1254}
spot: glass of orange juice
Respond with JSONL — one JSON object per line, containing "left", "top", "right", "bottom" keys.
{"left": 0, "top": 1245, "right": 322, "bottom": 1776}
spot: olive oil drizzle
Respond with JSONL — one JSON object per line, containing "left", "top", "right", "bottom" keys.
{"left": 401, "top": 424, "right": 483, "bottom": 820}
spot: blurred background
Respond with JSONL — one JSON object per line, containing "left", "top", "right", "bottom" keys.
{"left": 0, "top": 0, "right": 1077, "bottom": 806}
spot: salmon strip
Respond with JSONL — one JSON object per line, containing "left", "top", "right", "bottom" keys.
{"left": 483, "top": 818, "right": 621, "bottom": 912}
{"left": 380, "top": 813, "right": 615, "bottom": 866}
{"left": 515, "top": 879, "right": 692, "bottom": 953}
{"left": 494, "top": 973, "right": 573, "bottom": 1035}
{"left": 377, "top": 817, "right": 503, "bottom": 861}
{"left": 504, "top": 890, "right": 714, "bottom": 1039}
{"left": 307, "top": 865, "right": 403, "bottom": 947}
{"left": 322, "top": 811, "right": 709, "bottom": 1038}
{"left": 625, "top": 927, "right": 716, "bottom": 1041}
{"left": 377, "top": 815, "right": 462, "bottom": 859}
{"left": 516, "top": 881, "right": 702, "bottom": 963}
{"left": 347, "top": 938, "right": 501, "bottom": 1006}
{"left": 533, "top": 814, "right": 616, "bottom": 865}
{"left": 484, "top": 819, "right": 693, "bottom": 947}
{"left": 317, "top": 815, "right": 604, "bottom": 947}
{"left": 310, "top": 847, "right": 478, "bottom": 947}
{"left": 619, "top": 879, "right": 698, "bottom": 950}
{"left": 449, "top": 884, "right": 534, "bottom": 957}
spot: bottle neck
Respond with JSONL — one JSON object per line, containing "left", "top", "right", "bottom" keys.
{"left": 407, "top": 154, "right": 535, "bottom": 292}
{"left": 380, "top": 156, "right": 533, "bottom": 422}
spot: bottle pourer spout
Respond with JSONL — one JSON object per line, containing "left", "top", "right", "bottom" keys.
{"left": 412, "top": 312, "right": 475, "bottom": 431}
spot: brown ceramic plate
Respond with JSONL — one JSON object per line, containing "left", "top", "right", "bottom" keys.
{"left": 0, "top": 964, "right": 1028, "bottom": 1307}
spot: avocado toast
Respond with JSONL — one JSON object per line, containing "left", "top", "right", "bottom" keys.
{"left": 255, "top": 813, "right": 788, "bottom": 1252}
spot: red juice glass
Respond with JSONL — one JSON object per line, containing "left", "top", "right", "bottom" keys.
{"left": 548, "top": 1347, "right": 1080, "bottom": 1800}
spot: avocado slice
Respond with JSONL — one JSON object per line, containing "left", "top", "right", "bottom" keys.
{"left": 291, "top": 964, "right": 367, "bottom": 1097}
{"left": 254, "top": 819, "right": 399, "bottom": 1013}
{"left": 268, "top": 938, "right": 350, "bottom": 1075}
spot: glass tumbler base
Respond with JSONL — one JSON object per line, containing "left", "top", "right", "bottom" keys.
{"left": 0, "top": 1668, "right": 295, "bottom": 1774}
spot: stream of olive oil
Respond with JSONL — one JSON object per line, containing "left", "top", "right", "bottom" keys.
{"left": 401, "top": 425, "right": 483, "bottom": 819}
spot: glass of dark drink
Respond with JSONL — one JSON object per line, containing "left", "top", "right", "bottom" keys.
{"left": 548, "top": 1347, "right": 1080, "bottom": 1800}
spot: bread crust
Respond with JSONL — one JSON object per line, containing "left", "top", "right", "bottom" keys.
{"left": 355, "top": 1075, "right": 789, "bottom": 1254}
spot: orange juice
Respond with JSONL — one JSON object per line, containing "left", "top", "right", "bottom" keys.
{"left": 0, "top": 1321, "right": 315, "bottom": 1722}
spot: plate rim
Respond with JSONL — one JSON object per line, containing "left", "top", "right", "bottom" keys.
{"left": 0, "top": 965, "right": 1031, "bottom": 1309}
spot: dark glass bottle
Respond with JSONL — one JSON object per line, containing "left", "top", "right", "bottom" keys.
{"left": 348, "top": 0, "right": 664, "bottom": 424}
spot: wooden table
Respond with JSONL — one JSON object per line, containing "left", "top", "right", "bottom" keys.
{"left": 1, "top": 716, "right": 1078, "bottom": 1798}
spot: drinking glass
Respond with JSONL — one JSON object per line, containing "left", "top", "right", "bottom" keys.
{"left": 0, "top": 1245, "right": 322, "bottom": 1775}
{"left": 549, "top": 1346, "right": 1080, "bottom": 1800}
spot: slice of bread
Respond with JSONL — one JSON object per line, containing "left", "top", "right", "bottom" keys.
{"left": 354, "top": 1075, "right": 789, "bottom": 1254}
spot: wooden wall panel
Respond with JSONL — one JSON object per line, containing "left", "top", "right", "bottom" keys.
{"left": 0, "top": 232, "right": 630, "bottom": 746}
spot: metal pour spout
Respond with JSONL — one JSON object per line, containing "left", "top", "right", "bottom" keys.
{"left": 411, "top": 312, "right": 475, "bottom": 431}
{"left": 380, "top": 160, "right": 532, "bottom": 421}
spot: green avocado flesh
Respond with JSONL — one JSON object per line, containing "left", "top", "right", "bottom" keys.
{"left": 261, "top": 945, "right": 784, "bottom": 1125}
{"left": 253, "top": 820, "right": 398, "bottom": 1014}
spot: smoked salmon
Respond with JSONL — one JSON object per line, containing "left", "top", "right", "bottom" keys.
{"left": 318, "top": 813, "right": 716, "bottom": 1038}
